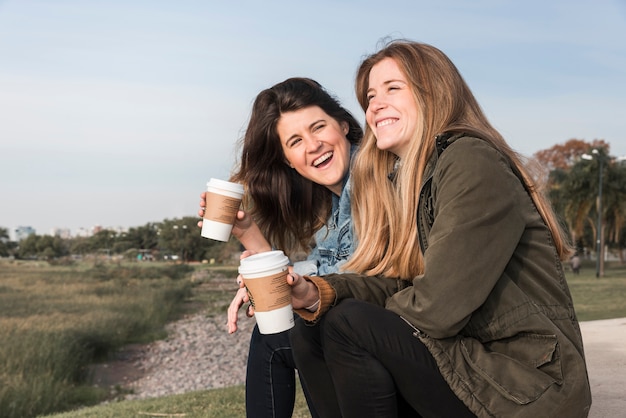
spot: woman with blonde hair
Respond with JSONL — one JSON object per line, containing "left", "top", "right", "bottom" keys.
{"left": 288, "top": 40, "right": 591, "bottom": 417}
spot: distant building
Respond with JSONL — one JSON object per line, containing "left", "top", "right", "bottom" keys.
{"left": 75, "top": 227, "right": 92, "bottom": 238}
{"left": 14, "top": 226, "right": 36, "bottom": 241}
{"left": 52, "top": 228, "right": 72, "bottom": 239}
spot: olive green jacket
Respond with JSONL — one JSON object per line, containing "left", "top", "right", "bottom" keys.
{"left": 297, "top": 136, "right": 592, "bottom": 417}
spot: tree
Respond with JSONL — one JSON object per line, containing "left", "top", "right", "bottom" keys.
{"left": 68, "top": 236, "right": 91, "bottom": 257}
{"left": 17, "top": 234, "right": 68, "bottom": 260}
{"left": 550, "top": 146, "right": 626, "bottom": 267}
{"left": 530, "top": 139, "right": 611, "bottom": 191}
{"left": 558, "top": 157, "right": 598, "bottom": 249}
{"left": 157, "top": 217, "right": 221, "bottom": 262}
{"left": 88, "top": 229, "right": 118, "bottom": 255}
{"left": 602, "top": 160, "right": 626, "bottom": 263}
{"left": 533, "top": 138, "right": 610, "bottom": 172}
{"left": 534, "top": 139, "right": 609, "bottom": 246}
{"left": 0, "top": 227, "right": 12, "bottom": 257}
{"left": 125, "top": 223, "right": 160, "bottom": 251}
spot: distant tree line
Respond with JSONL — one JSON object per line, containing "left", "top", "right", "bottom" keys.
{"left": 0, "top": 216, "right": 241, "bottom": 264}
{"left": 2, "top": 139, "right": 625, "bottom": 265}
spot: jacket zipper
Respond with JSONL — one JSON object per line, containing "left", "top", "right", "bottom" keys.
{"left": 400, "top": 315, "right": 425, "bottom": 338}
{"left": 417, "top": 174, "right": 433, "bottom": 254}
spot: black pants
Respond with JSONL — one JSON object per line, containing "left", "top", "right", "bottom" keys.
{"left": 246, "top": 318, "right": 320, "bottom": 418}
{"left": 290, "top": 299, "right": 475, "bottom": 418}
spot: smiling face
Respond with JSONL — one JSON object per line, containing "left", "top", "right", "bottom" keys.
{"left": 277, "top": 105, "right": 351, "bottom": 196}
{"left": 365, "top": 57, "right": 420, "bottom": 159}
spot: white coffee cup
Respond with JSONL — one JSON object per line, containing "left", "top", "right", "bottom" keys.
{"left": 238, "top": 250, "right": 294, "bottom": 334}
{"left": 201, "top": 178, "right": 244, "bottom": 242}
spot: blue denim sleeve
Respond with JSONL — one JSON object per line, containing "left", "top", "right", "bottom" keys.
{"left": 293, "top": 259, "right": 319, "bottom": 276}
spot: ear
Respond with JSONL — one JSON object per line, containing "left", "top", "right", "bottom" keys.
{"left": 341, "top": 121, "right": 349, "bottom": 135}
{"left": 285, "top": 159, "right": 294, "bottom": 168}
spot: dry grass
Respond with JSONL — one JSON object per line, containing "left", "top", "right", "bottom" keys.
{"left": 0, "top": 259, "right": 194, "bottom": 418}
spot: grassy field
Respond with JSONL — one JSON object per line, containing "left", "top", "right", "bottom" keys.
{"left": 1, "top": 258, "right": 623, "bottom": 418}
{"left": 0, "top": 259, "right": 204, "bottom": 418}
{"left": 565, "top": 260, "right": 626, "bottom": 321}
{"left": 41, "top": 385, "right": 313, "bottom": 418}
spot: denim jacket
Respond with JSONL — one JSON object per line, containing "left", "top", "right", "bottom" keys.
{"left": 293, "top": 146, "right": 357, "bottom": 277}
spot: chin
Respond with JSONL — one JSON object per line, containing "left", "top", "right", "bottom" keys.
{"left": 375, "top": 141, "right": 392, "bottom": 151}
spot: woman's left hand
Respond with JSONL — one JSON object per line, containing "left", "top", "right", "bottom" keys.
{"left": 287, "top": 269, "right": 320, "bottom": 310}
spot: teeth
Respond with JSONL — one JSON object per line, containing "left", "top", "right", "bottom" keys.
{"left": 313, "top": 151, "right": 332, "bottom": 167}
{"left": 377, "top": 119, "right": 396, "bottom": 128}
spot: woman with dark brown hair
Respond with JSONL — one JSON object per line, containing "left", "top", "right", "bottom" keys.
{"left": 200, "top": 77, "right": 362, "bottom": 417}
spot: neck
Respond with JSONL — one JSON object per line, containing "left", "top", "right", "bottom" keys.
{"left": 327, "top": 184, "right": 342, "bottom": 196}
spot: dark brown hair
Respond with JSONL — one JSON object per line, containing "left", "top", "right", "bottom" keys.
{"left": 230, "top": 77, "right": 362, "bottom": 255}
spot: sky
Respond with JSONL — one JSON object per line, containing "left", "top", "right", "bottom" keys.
{"left": 1, "top": 0, "right": 625, "bottom": 238}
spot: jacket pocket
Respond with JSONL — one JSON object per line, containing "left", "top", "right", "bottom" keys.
{"left": 460, "top": 332, "right": 563, "bottom": 404}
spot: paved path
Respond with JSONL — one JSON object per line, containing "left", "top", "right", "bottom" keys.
{"left": 580, "top": 317, "right": 626, "bottom": 417}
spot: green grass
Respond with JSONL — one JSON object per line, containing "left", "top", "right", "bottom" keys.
{"left": 1, "top": 258, "right": 623, "bottom": 418}
{"left": 42, "top": 385, "right": 313, "bottom": 418}
{"left": 566, "top": 260, "right": 626, "bottom": 321}
{"left": 0, "top": 259, "right": 195, "bottom": 418}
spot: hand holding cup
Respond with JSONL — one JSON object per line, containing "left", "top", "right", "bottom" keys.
{"left": 238, "top": 250, "right": 294, "bottom": 334}
{"left": 200, "top": 178, "right": 244, "bottom": 242}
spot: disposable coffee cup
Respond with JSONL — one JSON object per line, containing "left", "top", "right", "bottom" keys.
{"left": 238, "top": 250, "right": 294, "bottom": 334}
{"left": 201, "top": 178, "right": 244, "bottom": 242}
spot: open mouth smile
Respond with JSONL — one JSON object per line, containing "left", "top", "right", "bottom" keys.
{"left": 376, "top": 118, "right": 397, "bottom": 128}
{"left": 313, "top": 151, "right": 333, "bottom": 167}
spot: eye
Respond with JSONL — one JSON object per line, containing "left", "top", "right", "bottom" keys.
{"left": 313, "top": 122, "right": 325, "bottom": 132}
{"left": 287, "top": 137, "right": 302, "bottom": 148}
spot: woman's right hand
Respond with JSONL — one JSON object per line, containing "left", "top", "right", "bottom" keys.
{"left": 198, "top": 190, "right": 271, "bottom": 253}
{"left": 226, "top": 250, "right": 259, "bottom": 333}
{"left": 197, "top": 192, "right": 207, "bottom": 228}
{"left": 227, "top": 276, "right": 253, "bottom": 334}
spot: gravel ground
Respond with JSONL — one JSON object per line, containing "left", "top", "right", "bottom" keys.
{"left": 110, "top": 310, "right": 256, "bottom": 400}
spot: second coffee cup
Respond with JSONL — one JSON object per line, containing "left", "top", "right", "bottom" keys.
{"left": 238, "top": 250, "right": 294, "bottom": 334}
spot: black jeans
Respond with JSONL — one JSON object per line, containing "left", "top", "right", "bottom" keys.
{"left": 290, "top": 299, "right": 475, "bottom": 418}
{"left": 246, "top": 320, "right": 319, "bottom": 418}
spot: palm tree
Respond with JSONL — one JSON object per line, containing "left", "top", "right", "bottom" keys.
{"left": 602, "top": 160, "right": 626, "bottom": 263}
{"left": 559, "top": 161, "right": 596, "bottom": 251}
{"left": 560, "top": 150, "right": 626, "bottom": 271}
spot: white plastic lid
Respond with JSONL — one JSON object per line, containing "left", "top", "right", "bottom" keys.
{"left": 207, "top": 178, "right": 244, "bottom": 195}
{"left": 238, "top": 250, "right": 289, "bottom": 276}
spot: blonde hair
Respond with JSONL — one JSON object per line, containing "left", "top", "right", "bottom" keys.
{"left": 344, "top": 40, "right": 571, "bottom": 279}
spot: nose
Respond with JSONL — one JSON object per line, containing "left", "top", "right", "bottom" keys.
{"left": 368, "top": 96, "right": 386, "bottom": 113}
{"left": 304, "top": 136, "right": 322, "bottom": 152}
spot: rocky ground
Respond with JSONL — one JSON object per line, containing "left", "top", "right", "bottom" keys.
{"left": 90, "top": 272, "right": 257, "bottom": 401}
{"left": 92, "top": 310, "right": 255, "bottom": 400}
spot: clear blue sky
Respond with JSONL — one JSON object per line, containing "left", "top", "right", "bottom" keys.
{"left": 1, "top": 0, "right": 625, "bottom": 237}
